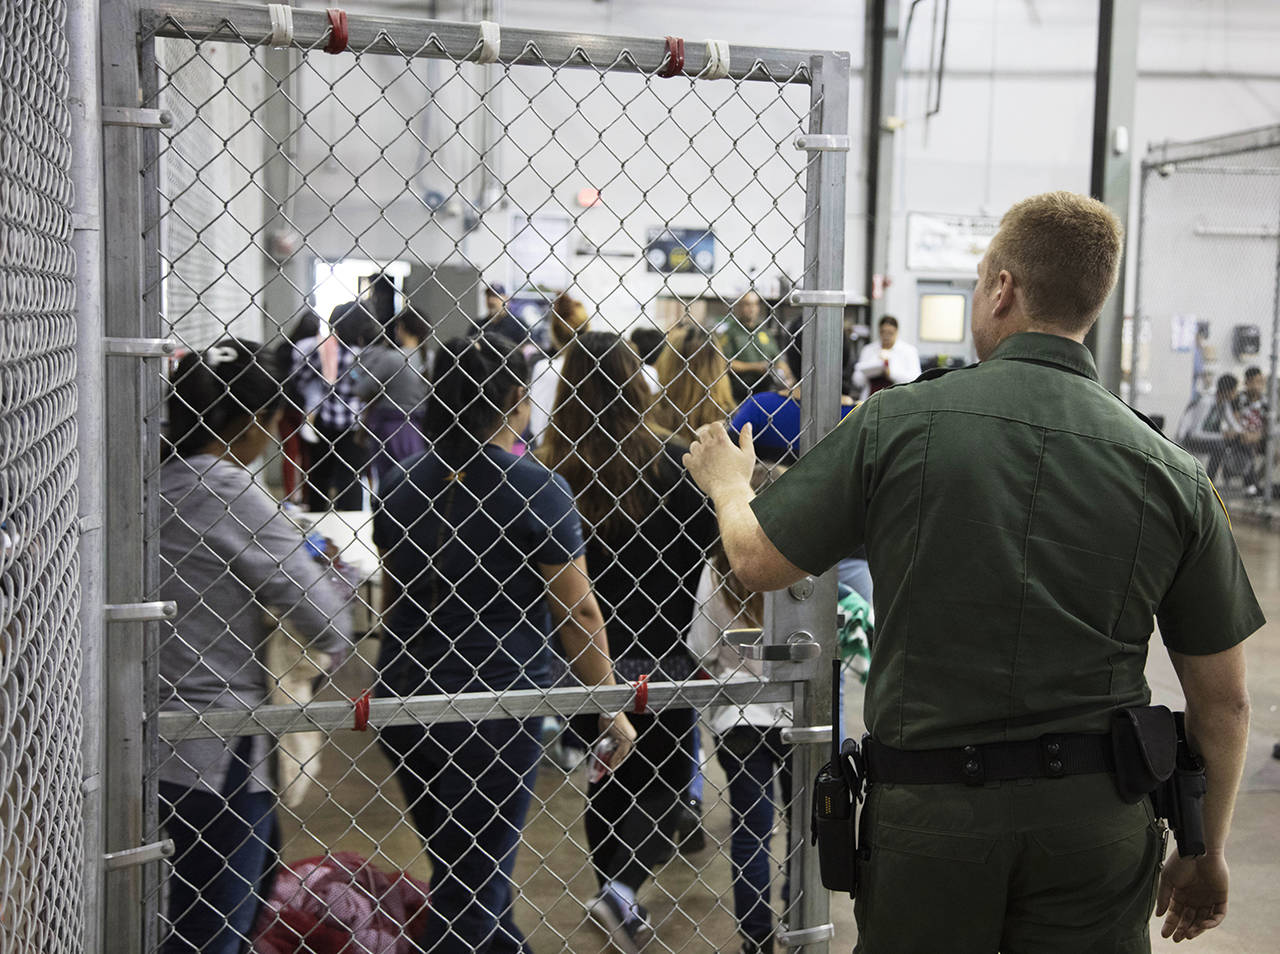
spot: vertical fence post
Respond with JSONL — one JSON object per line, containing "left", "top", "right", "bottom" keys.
{"left": 99, "top": 1, "right": 154, "bottom": 950}
{"left": 780, "top": 49, "right": 851, "bottom": 954}
{"left": 1265, "top": 198, "right": 1280, "bottom": 510}
{"left": 68, "top": 0, "right": 105, "bottom": 948}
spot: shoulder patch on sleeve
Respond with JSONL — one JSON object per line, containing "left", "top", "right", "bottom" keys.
{"left": 1208, "top": 476, "right": 1232, "bottom": 528}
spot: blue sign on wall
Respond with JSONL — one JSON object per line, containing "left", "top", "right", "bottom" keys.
{"left": 644, "top": 227, "right": 716, "bottom": 274}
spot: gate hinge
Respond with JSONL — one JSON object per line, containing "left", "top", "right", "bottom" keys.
{"left": 780, "top": 725, "right": 833, "bottom": 746}
{"left": 727, "top": 629, "right": 821, "bottom": 662}
{"left": 101, "top": 106, "right": 173, "bottom": 129}
{"left": 104, "top": 840, "right": 175, "bottom": 871}
{"left": 778, "top": 924, "right": 836, "bottom": 947}
{"left": 794, "top": 134, "right": 850, "bottom": 152}
{"left": 104, "top": 337, "right": 179, "bottom": 357}
{"left": 104, "top": 601, "right": 177, "bottom": 623}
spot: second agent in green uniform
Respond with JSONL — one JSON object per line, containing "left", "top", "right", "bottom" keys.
{"left": 685, "top": 191, "right": 1259, "bottom": 953}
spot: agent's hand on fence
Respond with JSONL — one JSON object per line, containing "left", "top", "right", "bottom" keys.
{"left": 599, "top": 711, "right": 637, "bottom": 770}
{"left": 685, "top": 421, "right": 756, "bottom": 503}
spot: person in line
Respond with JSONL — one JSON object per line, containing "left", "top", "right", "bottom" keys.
{"left": 686, "top": 191, "right": 1259, "bottom": 952}
{"left": 719, "top": 290, "right": 789, "bottom": 401}
{"left": 374, "top": 333, "right": 636, "bottom": 954}
{"left": 272, "top": 307, "right": 321, "bottom": 504}
{"left": 527, "top": 291, "right": 591, "bottom": 446}
{"left": 686, "top": 461, "right": 792, "bottom": 954}
{"left": 159, "top": 340, "right": 353, "bottom": 954}
{"left": 540, "top": 332, "right": 718, "bottom": 954}
{"left": 652, "top": 324, "right": 736, "bottom": 443}
{"left": 295, "top": 305, "right": 380, "bottom": 510}
{"left": 851, "top": 315, "right": 921, "bottom": 400}
{"left": 470, "top": 281, "right": 534, "bottom": 353}
{"left": 355, "top": 305, "right": 431, "bottom": 492}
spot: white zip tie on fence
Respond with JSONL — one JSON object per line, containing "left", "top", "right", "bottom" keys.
{"left": 704, "top": 39, "right": 731, "bottom": 80}
{"left": 477, "top": 20, "right": 501, "bottom": 64}
{"left": 268, "top": 3, "right": 294, "bottom": 48}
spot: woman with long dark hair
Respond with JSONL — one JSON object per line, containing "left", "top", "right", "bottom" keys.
{"left": 374, "top": 333, "right": 635, "bottom": 954}
{"left": 159, "top": 339, "right": 353, "bottom": 953}
{"left": 540, "top": 331, "right": 718, "bottom": 953}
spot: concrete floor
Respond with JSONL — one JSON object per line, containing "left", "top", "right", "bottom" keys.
{"left": 279, "top": 520, "right": 1280, "bottom": 953}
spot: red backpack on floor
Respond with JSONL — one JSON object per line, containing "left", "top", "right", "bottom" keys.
{"left": 252, "top": 851, "right": 430, "bottom": 954}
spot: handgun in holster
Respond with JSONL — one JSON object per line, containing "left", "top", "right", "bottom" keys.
{"left": 1151, "top": 712, "right": 1207, "bottom": 858}
{"left": 811, "top": 659, "right": 864, "bottom": 897}
{"left": 1111, "top": 705, "right": 1206, "bottom": 858}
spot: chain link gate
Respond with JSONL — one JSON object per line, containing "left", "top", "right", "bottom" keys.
{"left": 0, "top": 0, "right": 86, "bottom": 951}
{"left": 100, "top": 3, "right": 850, "bottom": 951}
{"left": 1130, "top": 125, "right": 1280, "bottom": 512}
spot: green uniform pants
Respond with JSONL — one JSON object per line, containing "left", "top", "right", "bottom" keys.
{"left": 852, "top": 773, "right": 1163, "bottom": 954}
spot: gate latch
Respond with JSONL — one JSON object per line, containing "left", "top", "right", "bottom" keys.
{"left": 101, "top": 106, "right": 173, "bottom": 129}
{"left": 104, "top": 337, "right": 179, "bottom": 357}
{"left": 104, "top": 839, "right": 175, "bottom": 871}
{"left": 727, "top": 629, "right": 821, "bottom": 662}
{"left": 780, "top": 725, "right": 833, "bottom": 746}
{"left": 778, "top": 923, "right": 836, "bottom": 947}
{"left": 794, "top": 134, "right": 850, "bottom": 152}
{"left": 104, "top": 601, "right": 177, "bottom": 623}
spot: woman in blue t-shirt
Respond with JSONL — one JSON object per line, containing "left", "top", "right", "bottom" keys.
{"left": 374, "top": 333, "right": 635, "bottom": 953}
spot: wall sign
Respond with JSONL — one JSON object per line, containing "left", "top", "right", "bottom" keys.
{"left": 644, "top": 227, "right": 716, "bottom": 274}
{"left": 906, "top": 212, "right": 999, "bottom": 273}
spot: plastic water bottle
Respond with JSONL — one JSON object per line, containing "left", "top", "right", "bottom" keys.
{"left": 587, "top": 736, "right": 619, "bottom": 785}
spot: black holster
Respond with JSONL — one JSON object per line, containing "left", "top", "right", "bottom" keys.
{"left": 810, "top": 735, "right": 864, "bottom": 897}
{"left": 1110, "top": 705, "right": 1207, "bottom": 858}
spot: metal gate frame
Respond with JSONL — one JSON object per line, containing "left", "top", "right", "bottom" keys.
{"left": 97, "top": 3, "right": 851, "bottom": 950}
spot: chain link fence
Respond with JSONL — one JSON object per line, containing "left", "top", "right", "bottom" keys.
{"left": 0, "top": 0, "right": 84, "bottom": 950}
{"left": 98, "top": 3, "right": 852, "bottom": 952}
{"left": 1131, "top": 125, "right": 1280, "bottom": 509}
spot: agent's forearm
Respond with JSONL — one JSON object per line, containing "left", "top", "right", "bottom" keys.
{"left": 1185, "top": 695, "right": 1250, "bottom": 855}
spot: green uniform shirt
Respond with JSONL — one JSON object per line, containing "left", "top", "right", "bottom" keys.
{"left": 721, "top": 318, "right": 781, "bottom": 365}
{"left": 752, "top": 332, "right": 1263, "bottom": 749}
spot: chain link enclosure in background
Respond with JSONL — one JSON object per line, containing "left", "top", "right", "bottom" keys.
{"left": 1131, "top": 126, "right": 1280, "bottom": 509}
{"left": 0, "top": 0, "right": 85, "bottom": 950}
{"left": 98, "top": 3, "right": 850, "bottom": 951}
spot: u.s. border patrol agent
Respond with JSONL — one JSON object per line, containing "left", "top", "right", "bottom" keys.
{"left": 686, "top": 192, "right": 1260, "bottom": 953}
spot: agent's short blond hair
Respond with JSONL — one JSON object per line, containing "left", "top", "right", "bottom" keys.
{"left": 985, "top": 191, "right": 1123, "bottom": 333}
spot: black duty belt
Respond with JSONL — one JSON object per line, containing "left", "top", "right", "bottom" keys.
{"left": 863, "top": 733, "right": 1115, "bottom": 786}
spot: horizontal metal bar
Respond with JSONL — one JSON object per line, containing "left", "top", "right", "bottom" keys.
{"left": 103, "top": 336, "right": 179, "bottom": 357}
{"left": 778, "top": 924, "right": 836, "bottom": 947}
{"left": 789, "top": 289, "right": 869, "bottom": 307}
{"left": 780, "top": 725, "right": 833, "bottom": 745}
{"left": 101, "top": 106, "right": 172, "bottom": 128}
{"left": 794, "top": 134, "right": 851, "bottom": 152}
{"left": 1142, "top": 123, "right": 1280, "bottom": 170}
{"left": 158, "top": 678, "right": 796, "bottom": 741}
{"left": 142, "top": 4, "right": 821, "bottom": 83}
{"left": 1193, "top": 225, "right": 1279, "bottom": 239}
{"left": 103, "top": 840, "right": 175, "bottom": 871}
{"left": 104, "top": 601, "right": 176, "bottom": 623}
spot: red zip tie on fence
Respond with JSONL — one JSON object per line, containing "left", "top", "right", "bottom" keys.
{"left": 325, "top": 8, "right": 349, "bottom": 54}
{"left": 658, "top": 36, "right": 685, "bottom": 78}
{"left": 632, "top": 673, "right": 650, "bottom": 714}
{"left": 352, "top": 689, "right": 371, "bottom": 731}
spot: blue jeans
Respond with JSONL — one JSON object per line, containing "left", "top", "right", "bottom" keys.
{"left": 715, "top": 726, "right": 793, "bottom": 945}
{"left": 160, "top": 737, "right": 277, "bottom": 954}
{"left": 379, "top": 717, "right": 541, "bottom": 953}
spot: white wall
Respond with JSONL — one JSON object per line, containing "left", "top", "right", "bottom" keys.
{"left": 264, "top": 0, "right": 1280, "bottom": 347}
